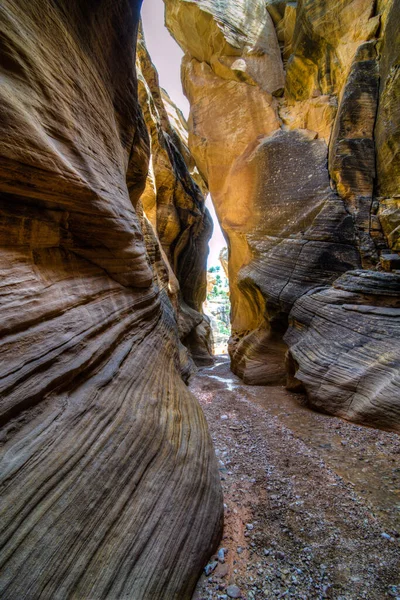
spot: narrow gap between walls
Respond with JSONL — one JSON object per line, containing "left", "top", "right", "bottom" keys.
{"left": 204, "top": 195, "right": 231, "bottom": 356}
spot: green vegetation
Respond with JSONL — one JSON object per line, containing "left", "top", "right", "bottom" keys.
{"left": 207, "top": 266, "right": 229, "bottom": 301}
{"left": 217, "top": 321, "right": 230, "bottom": 336}
{"left": 205, "top": 264, "right": 231, "bottom": 346}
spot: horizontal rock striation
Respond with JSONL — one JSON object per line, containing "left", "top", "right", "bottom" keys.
{"left": 286, "top": 270, "right": 400, "bottom": 429}
{"left": 165, "top": 0, "right": 400, "bottom": 429}
{"left": 0, "top": 1, "right": 222, "bottom": 598}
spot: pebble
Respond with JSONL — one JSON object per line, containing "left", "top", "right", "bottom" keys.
{"left": 204, "top": 561, "right": 218, "bottom": 575}
{"left": 246, "top": 523, "right": 254, "bottom": 530}
{"left": 381, "top": 532, "right": 392, "bottom": 540}
{"left": 226, "top": 584, "right": 241, "bottom": 598}
{"left": 218, "top": 548, "right": 226, "bottom": 563}
{"left": 221, "top": 415, "right": 229, "bottom": 420}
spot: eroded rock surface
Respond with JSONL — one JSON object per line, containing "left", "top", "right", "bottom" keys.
{"left": 0, "top": 1, "right": 222, "bottom": 598}
{"left": 136, "top": 27, "right": 214, "bottom": 367}
{"left": 165, "top": 0, "right": 400, "bottom": 429}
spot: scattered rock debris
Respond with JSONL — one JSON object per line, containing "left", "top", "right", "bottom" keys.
{"left": 191, "top": 357, "right": 400, "bottom": 600}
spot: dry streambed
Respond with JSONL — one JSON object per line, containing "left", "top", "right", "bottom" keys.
{"left": 191, "top": 357, "right": 400, "bottom": 600}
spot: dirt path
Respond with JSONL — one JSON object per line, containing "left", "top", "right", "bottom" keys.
{"left": 191, "top": 356, "right": 400, "bottom": 600}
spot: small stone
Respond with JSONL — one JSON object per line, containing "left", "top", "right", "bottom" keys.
{"left": 221, "top": 415, "right": 229, "bottom": 420}
{"left": 381, "top": 532, "right": 392, "bottom": 540}
{"left": 226, "top": 584, "right": 242, "bottom": 598}
{"left": 246, "top": 523, "right": 254, "bottom": 530}
{"left": 237, "top": 546, "right": 243, "bottom": 554}
{"left": 218, "top": 548, "right": 226, "bottom": 563}
{"left": 276, "top": 551, "right": 285, "bottom": 560}
{"left": 204, "top": 561, "right": 218, "bottom": 575}
{"left": 381, "top": 253, "right": 400, "bottom": 271}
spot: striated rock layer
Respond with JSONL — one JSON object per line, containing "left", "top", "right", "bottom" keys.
{"left": 0, "top": 1, "right": 222, "bottom": 598}
{"left": 136, "top": 29, "right": 214, "bottom": 368}
{"left": 165, "top": 0, "right": 400, "bottom": 429}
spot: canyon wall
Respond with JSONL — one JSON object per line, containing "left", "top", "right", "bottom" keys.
{"left": 0, "top": 1, "right": 222, "bottom": 598}
{"left": 137, "top": 30, "right": 214, "bottom": 369}
{"left": 165, "top": 0, "right": 400, "bottom": 430}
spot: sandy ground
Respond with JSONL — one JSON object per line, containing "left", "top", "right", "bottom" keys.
{"left": 190, "top": 356, "right": 400, "bottom": 600}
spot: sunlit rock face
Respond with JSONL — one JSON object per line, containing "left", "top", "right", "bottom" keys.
{"left": 375, "top": 0, "right": 400, "bottom": 254}
{"left": 164, "top": 0, "right": 284, "bottom": 382}
{"left": 0, "top": 1, "right": 223, "bottom": 598}
{"left": 136, "top": 28, "right": 214, "bottom": 368}
{"left": 165, "top": 0, "right": 400, "bottom": 429}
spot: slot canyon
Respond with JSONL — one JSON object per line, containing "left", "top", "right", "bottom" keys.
{"left": 0, "top": 0, "right": 399, "bottom": 598}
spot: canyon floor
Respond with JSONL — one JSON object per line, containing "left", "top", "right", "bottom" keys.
{"left": 190, "top": 356, "right": 400, "bottom": 600}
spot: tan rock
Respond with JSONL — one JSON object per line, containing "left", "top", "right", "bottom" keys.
{"left": 165, "top": 0, "right": 285, "bottom": 92}
{"left": 286, "top": 271, "right": 400, "bottom": 432}
{"left": 165, "top": 0, "right": 283, "bottom": 346}
{"left": 0, "top": 1, "right": 222, "bottom": 598}
{"left": 379, "top": 199, "right": 400, "bottom": 251}
{"left": 329, "top": 41, "right": 380, "bottom": 267}
{"left": 375, "top": 0, "right": 400, "bottom": 199}
{"left": 136, "top": 28, "right": 214, "bottom": 365}
{"left": 166, "top": 0, "right": 400, "bottom": 429}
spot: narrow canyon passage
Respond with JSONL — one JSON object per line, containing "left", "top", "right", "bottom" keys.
{"left": 1, "top": 0, "right": 399, "bottom": 597}
{"left": 190, "top": 357, "right": 400, "bottom": 600}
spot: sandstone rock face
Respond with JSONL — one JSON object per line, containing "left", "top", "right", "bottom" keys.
{"left": 164, "top": 0, "right": 284, "bottom": 377}
{"left": 136, "top": 28, "right": 214, "bottom": 367}
{"left": 0, "top": 1, "right": 222, "bottom": 598}
{"left": 165, "top": 0, "right": 400, "bottom": 429}
{"left": 375, "top": 0, "right": 400, "bottom": 200}
{"left": 375, "top": 0, "right": 400, "bottom": 257}
{"left": 286, "top": 271, "right": 400, "bottom": 430}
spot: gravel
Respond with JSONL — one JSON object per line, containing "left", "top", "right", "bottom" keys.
{"left": 191, "top": 357, "right": 400, "bottom": 600}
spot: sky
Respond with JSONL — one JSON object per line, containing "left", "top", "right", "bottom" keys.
{"left": 141, "top": 0, "right": 226, "bottom": 268}
{"left": 141, "top": 0, "right": 189, "bottom": 118}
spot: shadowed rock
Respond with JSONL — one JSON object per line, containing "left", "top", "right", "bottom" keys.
{"left": 0, "top": 1, "right": 223, "bottom": 597}
{"left": 137, "top": 27, "right": 214, "bottom": 367}
{"left": 286, "top": 271, "right": 400, "bottom": 432}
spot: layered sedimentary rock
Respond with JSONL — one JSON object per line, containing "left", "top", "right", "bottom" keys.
{"left": 165, "top": 0, "right": 400, "bottom": 429}
{"left": 0, "top": 1, "right": 222, "bottom": 598}
{"left": 375, "top": 0, "right": 400, "bottom": 257}
{"left": 136, "top": 28, "right": 213, "bottom": 367}
{"left": 286, "top": 270, "right": 400, "bottom": 429}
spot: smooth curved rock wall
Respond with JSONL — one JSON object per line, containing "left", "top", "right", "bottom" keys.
{"left": 0, "top": 1, "right": 222, "bottom": 597}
